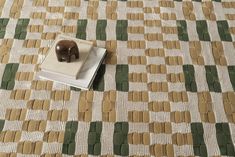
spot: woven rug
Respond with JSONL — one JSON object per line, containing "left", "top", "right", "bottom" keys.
{"left": 0, "top": 0, "right": 235, "bottom": 156}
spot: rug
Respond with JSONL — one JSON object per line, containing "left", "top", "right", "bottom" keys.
{"left": 0, "top": 0, "right": 234, "bottom": 156}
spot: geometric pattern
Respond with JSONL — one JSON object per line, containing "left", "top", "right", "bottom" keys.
{"left": 0, "top": 0, "right": 234, "bottom": 156}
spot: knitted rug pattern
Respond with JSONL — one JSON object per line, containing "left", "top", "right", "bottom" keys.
{"left": 0, "top": 0, "right": 234, "bottom": 156}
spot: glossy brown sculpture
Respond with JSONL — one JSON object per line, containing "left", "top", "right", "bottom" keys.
{"left": 55, "top": 40, "right": 79, "bottom": 63}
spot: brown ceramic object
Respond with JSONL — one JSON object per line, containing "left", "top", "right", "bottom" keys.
{"left": 55, "top": 40, "right": 79, "bottom": 63}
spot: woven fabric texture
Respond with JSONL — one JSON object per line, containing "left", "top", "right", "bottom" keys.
{"left": 0, "top": 0, "right": 235, "bottom": 156}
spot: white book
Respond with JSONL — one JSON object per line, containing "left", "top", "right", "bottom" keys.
{"left": 37, "top": 47, "right": 106, "bottom": 90}
{"left": 40, "top": 34, "right": 93, "bottom": 79}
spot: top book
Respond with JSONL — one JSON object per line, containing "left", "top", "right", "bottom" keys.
{"left": 40, "top": 34, "right": 93, "bottom": 79}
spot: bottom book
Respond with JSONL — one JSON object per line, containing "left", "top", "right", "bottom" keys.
{"left": 37, "top": 47, "right": 106, "bottom": 90}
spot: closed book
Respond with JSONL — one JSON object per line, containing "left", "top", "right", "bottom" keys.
{"left": 40, "top": 34, "right": 93, "bottom": 79}
{"left": 38, "top": 47, "right": 106, "bottom": 90}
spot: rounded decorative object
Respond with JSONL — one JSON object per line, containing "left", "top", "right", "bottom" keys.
{"left": 55, "top": 40, "right": 79, "bottom": 63}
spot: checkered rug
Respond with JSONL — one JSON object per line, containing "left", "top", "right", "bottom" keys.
{"left": 0, "top": 0, "right": 234, "bottom": 156}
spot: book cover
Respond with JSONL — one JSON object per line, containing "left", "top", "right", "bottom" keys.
{"left": 37, "top": 47, "right": 106, "bottom": 90}
{"left": 40, "top": 34, "right": 93, "bottom": 79}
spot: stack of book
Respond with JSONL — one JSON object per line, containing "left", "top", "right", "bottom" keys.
{"left": 37, "top": 34, "right": 106, "bottom": 90}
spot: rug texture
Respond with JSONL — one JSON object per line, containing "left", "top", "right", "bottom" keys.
{"left": 0, "top": 0, "right": 235, "bottom": 156}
